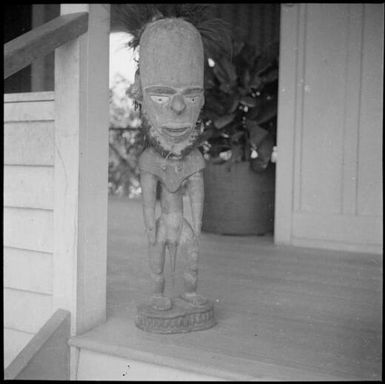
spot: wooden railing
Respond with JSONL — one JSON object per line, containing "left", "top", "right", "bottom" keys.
{"left": 4, "top": 309, "right": 71, "bottom": 380}
{"left": 4, "top": 12, "right": 88, "bottom": 79}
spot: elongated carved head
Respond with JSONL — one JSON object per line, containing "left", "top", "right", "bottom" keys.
{"left": 138, "top": 18, "right": 205, "bottom": 158}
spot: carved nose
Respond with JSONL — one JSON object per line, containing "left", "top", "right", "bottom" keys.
{"left": 170, "top": 94, "right": 186, "bottom": 114}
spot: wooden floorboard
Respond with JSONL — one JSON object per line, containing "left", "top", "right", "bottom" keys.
{"left": 93, "top": 196, "right": 382, "bottom": 380}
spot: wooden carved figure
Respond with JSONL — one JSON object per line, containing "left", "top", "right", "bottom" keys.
{"left": 112, "top": 5, "right": 231, "bottom": 333}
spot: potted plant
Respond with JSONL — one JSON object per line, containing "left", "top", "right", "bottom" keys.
{"left": 199, "top": 40, "right": 279, "bottom": 235}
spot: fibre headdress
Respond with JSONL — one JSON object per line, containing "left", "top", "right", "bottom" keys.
{"left": 111, "top": 4, "right": 232, "bottom": 159}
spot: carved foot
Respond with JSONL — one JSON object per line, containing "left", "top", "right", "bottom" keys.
{"left": 150, "top": 295, "right": 172, "bottom": 311}
{"left": 180, "top": 292, "right": 208, "bottom": 307}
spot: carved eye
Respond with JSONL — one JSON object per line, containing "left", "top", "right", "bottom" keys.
{"left": 150, "top": 95, "right": 169, "bottom": 104}
{"left": 186, "top": 95, "right": 200, "bottom": 103}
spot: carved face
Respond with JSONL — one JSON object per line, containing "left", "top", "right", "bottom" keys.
{"left": 139, "top": 18, "right": 205, "bottom": 155}
{"left": 142, "top": 84, "right": 204, "bottom": 143}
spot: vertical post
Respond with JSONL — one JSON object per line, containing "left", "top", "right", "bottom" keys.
{"left": 31, "top": 4, "right": 59, "bottom": 92}
{"left": 53, "top": 3, "right": 110, "bottom": 337}
{"left": 31, "top": 4, "right": 46, "bottom": 91}
{"left": 274, "top": 4, "right": 300, "bottom": 245}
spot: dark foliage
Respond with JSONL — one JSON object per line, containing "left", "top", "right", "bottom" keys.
{"left": 199, "top": 40, "right": 279, "bottom": 172}
{"left": 111, "top": 4, "right": 232, "bottom": 60}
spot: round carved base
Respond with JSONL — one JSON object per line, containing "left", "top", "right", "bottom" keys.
{"left": 135, "top": 297, "right": 216, "bottom": 334}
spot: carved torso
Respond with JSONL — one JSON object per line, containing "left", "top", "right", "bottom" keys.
{"left": 138, "top": 146, "right": 205, "bottom": 193}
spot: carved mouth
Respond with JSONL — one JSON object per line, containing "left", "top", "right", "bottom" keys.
{"left": 161, "top": 125, "right": 191, "bottom": 137}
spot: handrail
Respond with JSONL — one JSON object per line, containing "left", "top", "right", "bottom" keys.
{"left": 4, "top": 309, "right": 71, "bottom": 379}
{"left": 4, "top": 12, "right": 88, "bottom": 79}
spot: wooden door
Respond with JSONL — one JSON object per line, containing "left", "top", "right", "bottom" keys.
{"left": 275, "top": 4, "right": 383, "bottom": 254}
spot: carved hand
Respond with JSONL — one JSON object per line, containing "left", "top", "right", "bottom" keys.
{"left": 146, "top": 225, "right": 157, "bottom": 245}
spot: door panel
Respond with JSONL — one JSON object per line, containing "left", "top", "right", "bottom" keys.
{"left": 275, "top": 4, "right": 383, "bottom": 253}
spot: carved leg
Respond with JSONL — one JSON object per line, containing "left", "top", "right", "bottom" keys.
{"left": 148, "top": 218, "right": 172, "bottom": 311}
{"left": 179, "top": 219, "right": 207, "bottom": 306}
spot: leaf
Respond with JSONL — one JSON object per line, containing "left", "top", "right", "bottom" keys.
{"left": 249, "top": 74, "right": 263, "bottom": 89}
{"left": 257, "top": 133, "right": 275, "bottom": 155}
{"left": 233, "top": 40, "right": 245, "bottom": 57}
{"left": 230, "top": 130, "right": 245, "bottom": 143}
{"left": 238, "top": 86, "right": 249, "bottom": 97}
{"left": 228, "top": 94, "right": 241, "bottom": 113}
{"left": 261, "top": 69, "right": 279, "bottom": 84}
{"left": 219, "top": 83, "right": 233, "bottom": 94}
{"left": 213, "top": 60, "right": 228, "bottom": 83}
{"left": 212, "top": 62, "right": 228, "bottom": 84}
{"left": 204, "top": 68, "right": 217, "bottom": 89}
{"left": 250, "top": 133, "right": 275, "bottom": 173}
{"left": 198, "top": 129, "right": 214, "bottom": 143}
{"left": 204, "top": 96, "right": 226, "bottom": 115}
{"left": 240, "top": 43, "right": 258, "bottom": 66}
{"left": 240, "top": 96, "right": 257, "bottom": 108}
{"left": 213, "top": 56, "right": 237, "bottom": 86}
{"left": 250, "top": 157, "right": 269, "bottom": 173}
{"left": 254, "top": 97, "right": 277, "bottom": 124}
{"left": 253, "top": 55, "right": 273, "bottom": 76}
{"left": 246, "top": 120, "right": 269, "bottom": 147}
{"left": 221, "top": 121, "right": 242, "bottom": 142}
{"left": 230, "top": 145, "right": 244, "bottom": 163}
{"left": 241, "top": 68, "right": 251, "bottom": 88}
{"left": 245, "top": 99, "right": 264, "bottom": 120}
{"left": 201, "top": 109, "right": 220, "bottom": 123}
{"left": 222, "top": 58, "right": 238, "bottom": 84}
{"left": 213, "top": 113, "right": 236, "bottom": 129}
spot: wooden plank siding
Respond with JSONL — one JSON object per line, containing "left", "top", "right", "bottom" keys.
{"left": 4, "top": 123, "right": 54, "bottom": 166}
{"left": 4, "top": 166, "right": 54, "bottom": 209}
{"left": 4, "top": 247, "right": 53, "bottom": 294}
{"left": 3, "top": 92, "right": 55, "bottom": 368}
{"left": 4, "top": 93, "right": 55, "bottom": 166}
{"left": 3, "top": 207, "right": 53, "bottom": 253}
{"left": 4, "top": 288, "right": 53, "bottom": 333}
{"left": 4, "top": 91, "right": 55, "bottom": 120}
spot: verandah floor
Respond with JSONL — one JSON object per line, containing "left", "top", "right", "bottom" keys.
{"left": 77, "top": 196, "right": 382, "bottom": 380}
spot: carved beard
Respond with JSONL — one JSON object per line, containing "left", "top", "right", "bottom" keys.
{"left": 141, "top": 110, "right": 203, "bottom": 160}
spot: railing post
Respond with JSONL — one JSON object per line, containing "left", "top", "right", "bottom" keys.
{"left": 53, "top": 3, "right": 110, "bottom": 338}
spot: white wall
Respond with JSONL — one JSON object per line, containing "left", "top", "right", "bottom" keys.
{"left": 275, "top": 4, "right": 383, "bottom": 253}
{"left": 3, "top": 92, "right": 55, "bottom": 367}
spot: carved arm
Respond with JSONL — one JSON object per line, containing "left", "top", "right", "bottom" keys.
{"left": 140, "top": 172, "right": 158, "bottom": 245}
{"left": 186, "top": 170, "right": 204, "bottom": 238}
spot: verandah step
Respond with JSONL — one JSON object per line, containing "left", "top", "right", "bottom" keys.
{"left": 69, "top": 317, "right": 345, "bottom": 381}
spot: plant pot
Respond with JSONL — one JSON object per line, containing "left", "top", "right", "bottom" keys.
{"left": 202, "top": 161, "right": 275, "bottom": 235}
